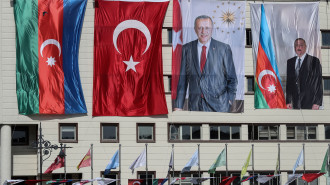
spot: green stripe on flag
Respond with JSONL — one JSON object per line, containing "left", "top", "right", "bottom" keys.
{"left": 254, "top": 80, "right": 269, "bottom": 109}
{"left": 14, "top": 0, "right": 39, "bottom": 114}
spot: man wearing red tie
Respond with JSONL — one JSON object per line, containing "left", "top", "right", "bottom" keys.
{"left": 286, "top": 38, "right": 323, "bottom": 109}
{"left": 174, "top": 15, "right": 237, "bottom": 112}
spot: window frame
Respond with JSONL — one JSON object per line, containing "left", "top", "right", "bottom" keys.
{"left": 323, "top": 77, "right": 330, "bottom": 95}
{"left": 12, "top": 126, "right": 29, "bottom": 146}
{"left": 168, "top": 124, "right": 202, "bottom": 142}
{"left": 286, "top": 125, "right": 317, "bottom": 140}
{"left": 248, "top": 125, "right": 280, "bottom": 141}
{"left": 59, "top": 123, "right": 78, "bottom": 143}
{"left": 100, "top": 123, "right": 119, "bottom": 143}
{"left": 246, "top": 75, "right": 255, "bottom": 95}
{"left": 137, "top": 123, "right": 155, "bottom": 143}
{"left": 209, "top": 125, "right": 241, "bottom": 140}
{"left": 321, "top": 29, "right": 330, "bottom": 48}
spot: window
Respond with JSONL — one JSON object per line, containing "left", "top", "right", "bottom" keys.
{"left": 169, "top": 124, "right": 201, "bottom": 141}
{"left": 12, "top": 126, "right": 29, "bottom": 145}
{"left": 287, "top": 126, "right": 317, "bottom": 140}
{"left": 59, "top": 123, "right": 78, "bottom": 143}
{"left": 101, "top": 123, "right": 119, "bottom": 143}
{"left": 247, "top": 76, "right": 255, "bottom": 94}
{"left": 210, "top": 125, "right": 240, "bottom": 140}
{"left": 137, "top": 123, "right": 155, "bottom": 143}
{"left": 325, "top": 125, "right": 330, "bottom": 140}
{"left": 168, "top": 28, "right": 173, "bottom": 44}
{"left": 52, "top": 174, "right": 82, "bottom": 185}
{"left": 210, "top": 173, "right": 241, "bottom": 185}
{"left": 246, "top": 28, "right": 252, "bottom": 46}
{"left": 137, "top": 171, "right": 155, "bottom": 185}
{"left": 248, "top": 125, "right": 279, "bottom": 140}
{"left": 321, "top": 30, "right": 330, "bottom": 46}
{"left": 324, "top": 78, "right": 330, "bottom": 95}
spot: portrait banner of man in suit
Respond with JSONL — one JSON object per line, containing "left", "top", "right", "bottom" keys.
{"left": 172, "top": 0, "right": 246, "bottom": 113}
{"left": 251, "top": 3, "right": 323, "bottom": 110}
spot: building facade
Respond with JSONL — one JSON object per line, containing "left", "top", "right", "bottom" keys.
{"left": 1, "top": 0, "right": 330, "bottom": 185}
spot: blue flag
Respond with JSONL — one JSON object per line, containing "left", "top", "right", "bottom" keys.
{"left": 104, "top": 150, "right": 119, "bottom": 175}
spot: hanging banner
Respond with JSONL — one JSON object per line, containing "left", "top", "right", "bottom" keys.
{"left": 172, "top": 0, "right": 245, "bottom": 113}
{"left": 251, "top": 3, "right": 322, "bottom": 110}
{"left": 93, "top": 0, "right": 169, "bottom": 116}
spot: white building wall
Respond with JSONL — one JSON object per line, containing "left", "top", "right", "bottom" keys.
{"left": 1, "top": 0, "right": 330, "bottom": 185}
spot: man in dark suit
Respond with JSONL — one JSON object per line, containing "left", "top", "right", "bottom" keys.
{"left": 286, "top": 38, "right": 323, "bottom": 109}
{"left": 174, "top": 15, "right": 237, "bottom": 112}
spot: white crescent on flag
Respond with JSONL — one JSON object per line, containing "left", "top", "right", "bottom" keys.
{"left": 258, "top": 69, "right": 277, "bottom": 90}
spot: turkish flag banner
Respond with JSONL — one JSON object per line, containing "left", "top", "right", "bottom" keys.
{"left": 93, "top": 0, "right": 169, "bottom": 116}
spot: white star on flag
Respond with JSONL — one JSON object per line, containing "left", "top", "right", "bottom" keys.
{"left": 267, "top": 84, "right": 276, "bottom": 93}
{"left": 123, "top": 56, "right": 140, "bottom": 72}
{"left": 46, "top": 56, "right": 56, "bottom": 67}
{"left": 172, "top": 30, "right": 182, "bottom": 51}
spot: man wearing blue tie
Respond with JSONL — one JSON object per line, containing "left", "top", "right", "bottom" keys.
{"left": 286, "top": 38, "right": 323, "bottom": 109}
{"left": 174, "top": 15, "right": 237, "bottom": 112}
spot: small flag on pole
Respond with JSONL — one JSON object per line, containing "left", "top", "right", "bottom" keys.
{"left": 44, "top": 150, "right": 65, "bottom": 174}
{"left": 241, "top": 149, "right": 252, "bottom": 179}
{"left": 77, "top": 149, "right": 91, "bottom": 170}
{"left": 104, "top": 150, "right": 119, "bottom": 175}
{"left": 208, "top": 148, "right": 226, "bottom": 174}
{"left": 129, "top": 149, "right": 146, "bottom": 174}
{"left": 181, "top": 150, "right": 198, "bottom": 173}
{"left": 292, "top": 148, "right": 304, "bottom": 174}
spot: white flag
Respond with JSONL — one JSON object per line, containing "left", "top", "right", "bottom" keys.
{"left": 181, "top": 150, "right": 198, "bottom": 173}
{"left": 285, "top": 174, "right": 303, "bottom": 185}
{"left": 256, "top": 175, "right": 280, "bottom": 184}
{"left": 292, "top": 148, "right": 304, "bottom": 174}
{"left": 169, "top": 149, "right": 174, "bottom": 171}
{"left": 129, "top": 148, "right": 146, "bottom": 174}
{"left": 94, "top": 177, "right": 118, "bottom": 185}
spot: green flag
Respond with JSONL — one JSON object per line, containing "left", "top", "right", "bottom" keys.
{"left": 241, "top": 149, "right": 252, "bottom": 179}
{"left": 321, "top": 150, "right": 329, "bottom": 176}
{"left": 208, "top": 148, "right": 226, "bottom": 174}
{"left": 274, "top": 155, "right": 279, "bottom": 175}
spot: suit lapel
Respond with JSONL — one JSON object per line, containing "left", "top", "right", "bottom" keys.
{"left": 192, "top": 40, "right": 201, "bottom": 77}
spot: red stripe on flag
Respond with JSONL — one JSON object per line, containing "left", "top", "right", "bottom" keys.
{"left": 38, "top": 0, "right": 65, "bottom": 114}
{"left": 256, "top": 43, "right": 286, "bottom": 109}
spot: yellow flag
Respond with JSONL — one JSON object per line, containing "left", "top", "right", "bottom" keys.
{"left": 241, "top": 149, "right": 252, "bottom": 179}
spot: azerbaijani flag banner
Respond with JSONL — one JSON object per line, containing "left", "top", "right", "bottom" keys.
{"left": 253, "top": 5, "right": 285, "bottom": 109}
{"left": 14, "top": 0, "right": 87, "bottom": 115}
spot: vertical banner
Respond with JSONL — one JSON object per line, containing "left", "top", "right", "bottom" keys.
{"left": 93, "top": 0, "right": 169, "bottom": 116}
{"left": 251, "top": 3, "right": 322, "bottom": 110}
{"left": 172, "top": 0, "right": 245, "bottom": 113}
{"left": 14, "top": 0, "right": 87, "bottom": 115}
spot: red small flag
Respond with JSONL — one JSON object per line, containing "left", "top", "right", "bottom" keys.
{"left": 77, "top": 149, "right": 91, "bottom": 170}
{"left": 301, "top": 173, "right": 325, "bottom": 182}
{"left": 219, "top": 176, "right": 238, "bottom": 185}
{"left": 44, "top": 150, "right": 65, "bottom": 174}
{"left": 128, "top": 179, "right": 144, "bottom": 185}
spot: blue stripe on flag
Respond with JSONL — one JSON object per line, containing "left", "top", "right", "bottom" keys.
{"left": 63, "top": 0, "right": 87, "bottom": 114}
{"left": 259, "top": 5, "right": 283, "bottom": 84}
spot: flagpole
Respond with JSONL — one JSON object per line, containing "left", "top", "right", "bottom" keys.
{"left": 198, "top": 144, "right": 200, "bottom": 185}
{"left": 64, "top": 144, "right": 67, "bottom": 179}
{"left": 225, "top": 144, "right": 228, "bottom": 176}
{"left": 146, "top": 144, "right": 148, "bottom": 185}
{"left": 278, "top": 143, "right": 280, "bottom": 185}
{"left": 252, "top": 144, "right": 254, "bottom": 185}
{"left": 91, "top": 144, "right": 93, "bottom": 183}
{"left": 119, "top": 144, "right": 121, "bottom": 185}
{"left": 303, "top": 143, "right": 306, "bottom": 185}
{"left": 172, "top": 144, "right": 175, "bottom": 179}
{"left": 328, "top": 144, "right": 330, "bottom": 175}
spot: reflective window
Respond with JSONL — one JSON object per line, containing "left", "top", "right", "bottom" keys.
{"left": 137, "top": 123, "right": 155, "bottom": 142}
{"left": 101, "top": 123, "right": 118, "bottom": 143}
{"left": 59, "top": 123, "right": 77, "bottom": 143}
{"left": 169, "top": 124, "right": 201, "bottom": 141}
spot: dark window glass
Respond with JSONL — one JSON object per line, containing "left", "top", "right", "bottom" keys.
{"left": 210, "top": 126, "right": 219, "bottom": 139}
{"left": 231, "top": 126, "right": 240, "bottom": 139}
{"left": 258, "top": 126, "right": 269, "bottom": 140}
{"left": 169, "top": 76, "right": 172, "bottom": 92}
{"left": 297, "top": 126, "right": 305, "bottom": 140}
{"left": 170, "top": 125, "right": 179, "bottom": 140}
{"left": 322, "top": 31, "right": 330, "bottom": 46}
{"left": 102, "top": 125, "right": 117, "bottom": 140}
{"left": 138, "top": 173, "right": 154, "bottom": 185}
{"left": 325, "top": 126, "right": 330, "bottom": 139}
{"left": 324, "top": 78, "right": 330, "bottom": 92}
{"left": 168, "top": 28, "right": 173, "bottom": 44}
{"left": 61, "top": 126, "right": 75, "bottom": 139}
{"left": 247, "top": 76, "right": 255, "bottom": 92}
{"left": 192, "top": 126, "right": 200, "bottom": 139}
{"left": 220, "top": 126, "right": 230, "bottom": 140}
{"left": 307, "top": 127, "right": 316, "bottom": 140}
{"left": 246, "top": 28, "right": 252, "bottom": 46}
{"left": 138, "top": 125, "right": 153, "bottom": 140}
{"left": 12, "top": 126, "right": 29, "bottom": 145}
{"left": 182, "top": 125, "right": 190, "bottom": 140}
{"left": 287, "top": 126, "right": 295, "bottom": 139}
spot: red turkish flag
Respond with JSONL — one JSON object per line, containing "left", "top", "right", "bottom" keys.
{"left": 171, "top": 0, "right": 182, "bottom": 100}
{"left": 301, "top": 173, "right": 325, "bottom": 182}
{"left": 128, "top": 179, "right": 144, "bottom": 185}
{"left": 93, "top": 0, "right": 169, "bottom": 116}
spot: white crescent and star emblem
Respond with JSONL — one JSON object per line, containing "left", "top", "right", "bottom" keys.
{"left": 40, "top": 39, "right": 61, "bottom": 67}
{"left": 113, "top": 20, "right": 151, "bottom": 73}
{"left": 132, "top": 181, "right": 141, "bottom": 185}
{"left": 258, "top": 70, "right": 277, "bottom": 93}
